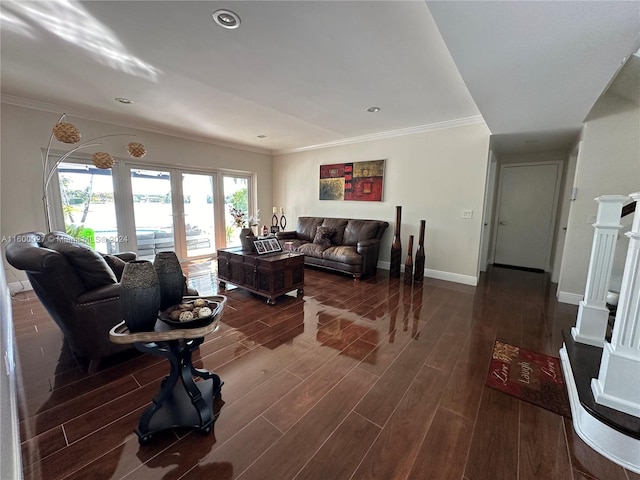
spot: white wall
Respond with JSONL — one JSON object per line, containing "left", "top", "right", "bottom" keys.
{"left": 552, "top": 145, "right": 578, "bottom": 284}
{"left": 0, "top": 103, "right": 22, "bottom": 479}
{"left": 557, "top": 89, "right": 640, "bottom": 302}
{"left": 273, "top": 122, "right": 491, "bottom": 285}
{"left": 1, "top": 103, "right": 273, "bottom": 282}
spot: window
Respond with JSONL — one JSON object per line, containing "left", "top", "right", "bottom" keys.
{"left": 51, "top": 157, "right": 255, "bottom": 259}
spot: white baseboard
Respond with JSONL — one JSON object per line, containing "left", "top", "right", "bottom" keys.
{"left": 557, "top": 290, "right": 583, "bottom": 305}
{"left": 424, "top": 268, "right": 477, "bottom": 286}
{"left": 377, "top": 262, "right": 478, "bottom": 286}
{"left": 8, "top": 280, "right": 32, "bottom": 294}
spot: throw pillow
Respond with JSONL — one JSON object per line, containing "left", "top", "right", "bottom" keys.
{"left": 103, "top": 254, "right": 127, "bottom": 281}
{"left": 313, "top": 226, "right": 335, "bottom": 246}
{"left": 322, "top": 219, "right": 348, "bottom": 245}
{"left": 42, "top": 232, "right": 117, "bottom": 290}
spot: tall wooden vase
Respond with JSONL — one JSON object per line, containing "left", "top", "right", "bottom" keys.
{"left": 404, "top": 235, "right": 414, "bottom": 285}
{"left": 414, "top": 220, "right": 426, "bottom": 282}
{"left": 390, "top": 206, "right": 402, "bottom": 278}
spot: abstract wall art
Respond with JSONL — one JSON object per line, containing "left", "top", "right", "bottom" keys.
{"left": 319, "top": 159, "right": 385, "bottom": 201}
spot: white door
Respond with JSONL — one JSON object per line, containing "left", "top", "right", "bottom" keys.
{"left": 493, "top": 163, "right": 561, "bottom": 271}
{"left": 181, "top": 172, "right": 216, "bottom": 259}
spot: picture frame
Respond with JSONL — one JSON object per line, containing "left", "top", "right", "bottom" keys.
{"left": 319, "top": 159, "right": 385, "bottom": 201}
{"left": 253, "top": 238, "right": 283, "bottom": 255}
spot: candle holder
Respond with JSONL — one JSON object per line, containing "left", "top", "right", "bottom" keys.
{"left": 279, "top": 214, "right": 287, "bottom": 231}
{"left": 271, "top": 213, "right": 280, "bottom": 233}
{"left": 284, "top": 241, "right": 294, "bottom": 257}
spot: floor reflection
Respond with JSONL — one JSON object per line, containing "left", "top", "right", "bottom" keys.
{"left": 14, "top": 263, "right": 605, "bottom": 479}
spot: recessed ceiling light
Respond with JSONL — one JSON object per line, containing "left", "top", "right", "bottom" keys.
{"left": 115, "top": 97, "right": 133, "bottom": 104}
{"left": 257, "top": 135, "right": 267, "bottom": 139}
{"left": 366, "top": 106, "right": 381, "bottom": 113}
{"left": 213, "top": 9, "right": 240, "bottom": 29}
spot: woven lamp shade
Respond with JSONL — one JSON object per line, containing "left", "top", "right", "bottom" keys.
{"left": 52, "top": 122, "right": 81, "bottom": 144}
{"left": 92, "top": 152, "right": 114, "bottom": 169}
{"left": 127, "top": 142, "right": 146, "bottom": 158}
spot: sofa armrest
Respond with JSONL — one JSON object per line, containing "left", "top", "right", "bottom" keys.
{"left": 357, "top": 239, "right": 380, "bottom": 249}
{"left": 77, "top": 284, "right": 121, "bottom": 304}
{"left": 112, "top": 251, "right": 137, "bottom": 262}
{"left": 276, "top": 231, "right": 298, "bottom": 240}
{"left": 357, "top": 238, "right": 382, "bottom": 276}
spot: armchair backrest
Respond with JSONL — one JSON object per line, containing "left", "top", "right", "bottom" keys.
{"left": 4, "top": 232, "right": 132, "bottom": 365}
{"left": 5, "top": 232, "right": 98, "bottom": 344}
{"left": 6, "top": 231, "right": 88, "bottom": 295}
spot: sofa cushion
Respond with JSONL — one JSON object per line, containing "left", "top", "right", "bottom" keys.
{"left": 322, "top": 246, "right": 361, "bottom": 265}
{"left": 42, "top": 232, "right": 117, "bottom": 290}
{"left": 343, "top": 220, "right": 380, "bottom": 246}
{"left": 313, "top": 226, "right": 335, "bottom": 246}
{"left": 321, "top": 218, "right": 348, "bottom": 245}
{"left": 298, "top": 242, "right": 330, "bottom": 258}
{"left": 296, "top": 217, "right": 324, "bottom": 242}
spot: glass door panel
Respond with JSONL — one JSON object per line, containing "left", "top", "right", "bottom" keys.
{"left": 182, "top": 173, "right": 215, "bottom": 258}
{"left": 57, "top": 162, "right": 118, "bottom": 254}
{"left": 223, "top": 175, "right": 249, "bottom": 247}
{"left": 130, "top": 169, "right": 174, "bottom": 260}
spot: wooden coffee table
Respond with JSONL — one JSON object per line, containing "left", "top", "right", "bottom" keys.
{"left": 217, "top": 247, "right": 304, "bottom": 305}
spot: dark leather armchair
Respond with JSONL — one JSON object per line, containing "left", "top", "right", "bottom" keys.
{"left": 4, "top": 231, "right": 137, "bottom": 372}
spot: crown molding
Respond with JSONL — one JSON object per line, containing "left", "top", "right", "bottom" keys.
{"left": 3, "top": 95, "right": 485, "bottom": 158}
{"left": 1, "top": 95, "right": 273, "bottom": 156}
{"left": 273, "top": 115, "right": 486, "bottom": 155}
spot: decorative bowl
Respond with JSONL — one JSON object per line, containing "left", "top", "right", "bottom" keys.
{"left": 158, "top": 299, "right": 221, "bottom": 328}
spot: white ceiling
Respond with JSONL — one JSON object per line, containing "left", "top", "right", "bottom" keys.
{"left": 1, "top": 1, "right": 639, "bottom": 155}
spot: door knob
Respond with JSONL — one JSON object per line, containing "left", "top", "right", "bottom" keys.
{"left": 499, "top": 221, "right": 506, "bottom": 225}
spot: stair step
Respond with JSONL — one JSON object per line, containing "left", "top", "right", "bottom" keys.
{"left": 562, "top": 330, "right": 640, "bottom": 440}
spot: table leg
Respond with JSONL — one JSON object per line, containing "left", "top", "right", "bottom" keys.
{"left": 134, "top": 339, "right": 222, "bottom": 443}
{"left": 190, "top": 360, "right": 223, "bottom": 405}
{"left": 135, "top": 342, "right": 181, "bottom": 443}
{"left": 179, "top": 340, "right": 213, "bottom": 432}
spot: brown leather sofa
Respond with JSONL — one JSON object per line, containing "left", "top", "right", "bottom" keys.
{"left": 276, "top": 217, "right": 389, "bottom": 279}
{"left": 5, "top": 231, "right": 138, "bottom": 372}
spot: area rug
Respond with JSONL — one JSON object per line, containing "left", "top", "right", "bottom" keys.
{"left": 486, "top": 341, "right": 571, "bottom": 418}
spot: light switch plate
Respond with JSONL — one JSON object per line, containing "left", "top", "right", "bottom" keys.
{"left": 462, "top": 209, "right": 473, "bottom": 219}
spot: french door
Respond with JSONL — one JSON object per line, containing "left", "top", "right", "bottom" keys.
{"left": 127, "top": 167, "right": 217, "bottom": 261}
{"left": 51, "top": 158, "right": 254, "bottom": 261}
{"left": 181, "top": 172, "right": 216, "bottom": 258}
{"left": 222, "top": 174, "right": 251, "bottom": 248}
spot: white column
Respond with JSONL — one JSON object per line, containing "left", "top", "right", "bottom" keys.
{"left": 592, "top": 192, "right": 640, "bottom": 417}
{"left": 572, "top": 195, "right": 627, "bottom": 347}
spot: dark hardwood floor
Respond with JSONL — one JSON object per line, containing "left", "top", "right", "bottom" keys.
{"left": 11, "top": 262, "right": 639, "bottom": 480}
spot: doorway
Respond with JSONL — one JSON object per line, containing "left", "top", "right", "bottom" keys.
{"left": 492, "top": 162, "right": 562, "bottom": 271}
